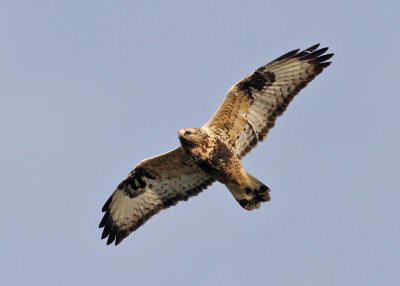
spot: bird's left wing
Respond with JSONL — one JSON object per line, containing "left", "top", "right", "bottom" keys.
{"left": 204, "top": 44, "right": 333, "bottom": 159}
{"left": 99, "top": 147, "right": 215, "bottom": 245}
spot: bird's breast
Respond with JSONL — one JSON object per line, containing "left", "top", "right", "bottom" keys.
{"left": 192, "top": 138, "right": 238, "bottom": 183}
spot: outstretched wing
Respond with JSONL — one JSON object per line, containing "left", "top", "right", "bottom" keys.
{"left": 99, "top": 147, "right": 215, "bottom": 245}
{"left": 204, "top": 44, "right": 333, "bottom": 159}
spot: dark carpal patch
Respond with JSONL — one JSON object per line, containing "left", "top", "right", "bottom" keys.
{"left": 237, "top": 68, "right": 276, "bottom": 94}
{"left": 118, "top": 167, "right": 156, "bottom": 198}
{"left": 135, "top": 167, "right": 156, "bottom": 180}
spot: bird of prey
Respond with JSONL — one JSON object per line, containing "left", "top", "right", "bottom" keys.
{"left": 99, "top": 44, "right": 333, "bottom": 245}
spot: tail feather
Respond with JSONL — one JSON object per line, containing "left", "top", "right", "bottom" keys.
{"left": 226, "top": 172, "right": 270, "bottom": 210}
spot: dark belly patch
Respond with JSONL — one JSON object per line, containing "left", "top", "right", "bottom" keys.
{"left": 196, "top": 138, "right": 234, "bottom": 180}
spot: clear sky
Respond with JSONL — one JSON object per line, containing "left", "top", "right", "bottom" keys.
{"left": 1, "top": 1, "right": 399, "bottom": 285}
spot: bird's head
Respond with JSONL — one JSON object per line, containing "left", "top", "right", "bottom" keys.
{"left": 178, "top": 127, "right": 205, "bottom": 149}
{"left": 179, "top": 127, "right": 198, "bottom": 143}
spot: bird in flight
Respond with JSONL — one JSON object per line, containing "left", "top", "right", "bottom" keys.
{"left": 99, "top": 44, "right": 333, "bottom": 245}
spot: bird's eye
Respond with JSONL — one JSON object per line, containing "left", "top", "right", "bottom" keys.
{"left": 184, "top": 130, "right": 191, "bottom": 136}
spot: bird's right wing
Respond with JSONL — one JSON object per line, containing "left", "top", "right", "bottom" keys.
{"left": 99, "top": 147, "right": 215, "bottom": 245}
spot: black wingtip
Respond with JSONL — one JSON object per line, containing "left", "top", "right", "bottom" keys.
{"left": 304, "top": 43, "right": 320, "bottom": 51}
{"left": 101, "top": 196, "right": 112, "bottom": 212}
{"left": 106, "top": 230, "right": 116, "bottom": 245}
{"left": 274, "top": 48, "right": 300, "bottom": 61}
{"left": 300, "top": 47, "right": 329, "bottom": 59}
{"left": 100, "top": 213, "right": 113, "bottom": 239}
{"left": 115, "top": 237, "right": 122, "bottom": 246}
{"left": 115, "top": 231, "right": 129, "bottom": 246}
{"left": 274, "top": 44, "right": 332, "bottom": 62}
{"left": 317, "top": 61, "right": 332, "bottom": 68}
{"left": 99, "top": 212, "right": 109, "bottom": 228}
{"left": 310, "top": 53, "right": 334, "bottom": 64}
{"left": 101, "top": 227, "right": 110, "bottom": 240}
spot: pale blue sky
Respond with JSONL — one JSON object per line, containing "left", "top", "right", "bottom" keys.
{"left": 1, "top": 1, "right": 399, "bottom": 285}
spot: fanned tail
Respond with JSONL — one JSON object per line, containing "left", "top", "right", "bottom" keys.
{"left": 226, "top": 171, "right": 270, "bottom": 210}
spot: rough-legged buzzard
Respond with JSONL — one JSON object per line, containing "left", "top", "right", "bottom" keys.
{"left": 99, "top": 44, "right": 333, "bottom": 245}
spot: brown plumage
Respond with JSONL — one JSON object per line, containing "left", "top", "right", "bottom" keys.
{"left": 99, "top": 44, "right": 333, "bottom": 245}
